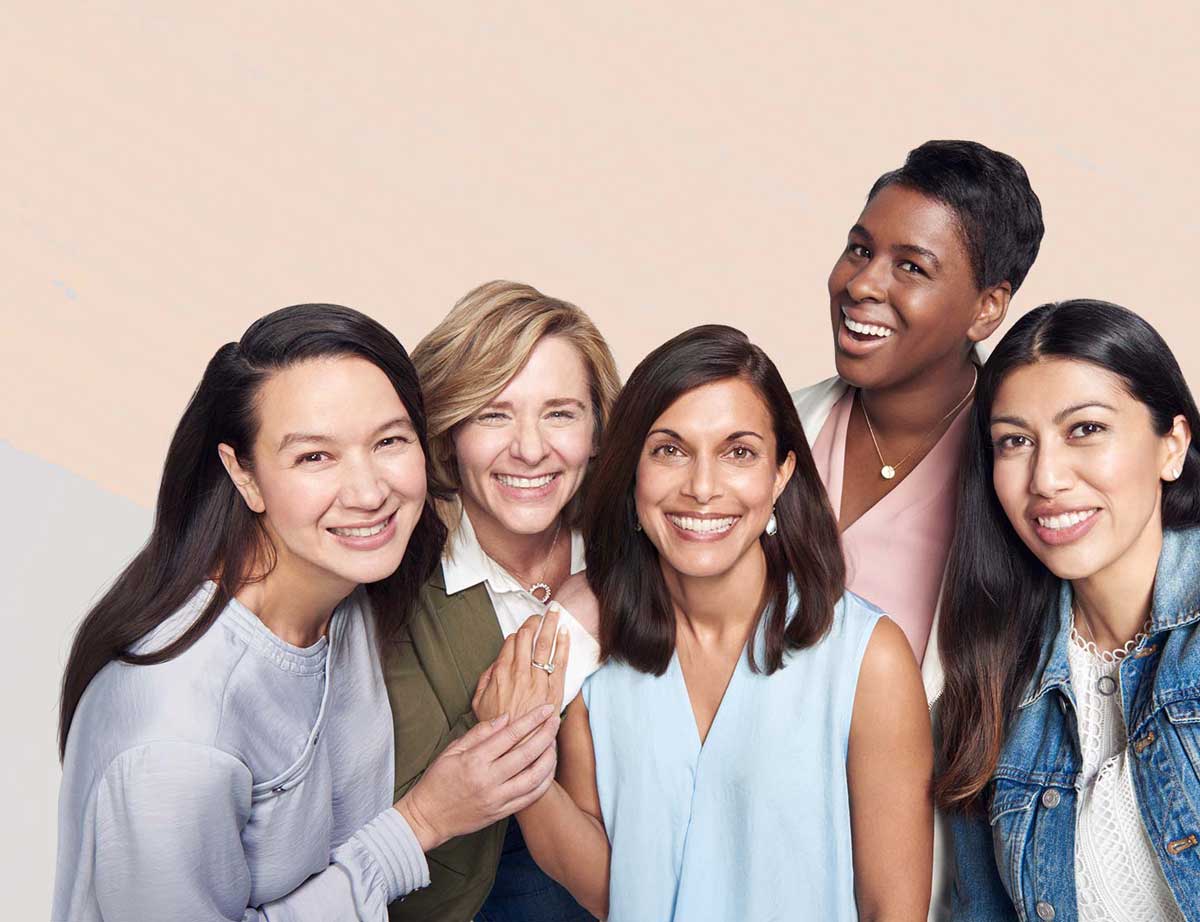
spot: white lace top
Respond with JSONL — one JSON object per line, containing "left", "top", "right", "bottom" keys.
{"left": 1068, "top": 628, "right": 1183, "bottom": 922}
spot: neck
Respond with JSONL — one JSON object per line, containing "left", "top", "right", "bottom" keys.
{"left": 235, "top": 553, "right": 351, "bottom": 648}
{"left": 1071, "top": 517, "right": 1164, "bottom": 650}
{"left": 663, "top": 543, "right": 768, "bottom": 649}
{"left": 859, "top": 351, "right": 976, "bottom": 443}
{"left": 461, "top": 498, "right": 563, "bottom": 584}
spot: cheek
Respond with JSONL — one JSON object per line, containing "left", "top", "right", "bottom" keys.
{"left": 550, "top": 425, "right": 596, "bottom": 472}
{"left": 453, "top": 429, "right": 501, "bottom": 481}
{"left": 992, "top": 461, "right": 1029, "bottom": 528}
{"left": 385, "top": 452, "right": 429, "bottom": 503}
{"left": 260, "top": 472, "right": 336, "bottom": 532}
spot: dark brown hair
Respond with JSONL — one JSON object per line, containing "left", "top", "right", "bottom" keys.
{"left": 582, "top": 324, "right": 846, "bottom": 675}
{"left": 58, "top": 304, "right": 447, "bottom": 758}
{"left": 936, "top": 300, "right": 1200, "bottom": 811}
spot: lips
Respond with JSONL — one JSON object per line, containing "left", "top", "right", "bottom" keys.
{"left": 837, "top": 306, "right": 896, "bottom": 356}
{"left": 327, "top": 511, "right": 399, "bottom": 551}
{"left": 841, "top": 307, "right": 894, "bottom": 339}
{"left": 1030, "top": 507, "right": 1101, "bottom": 547}
{"left": 328, "top": 512, "right": 393, "bottom": 537}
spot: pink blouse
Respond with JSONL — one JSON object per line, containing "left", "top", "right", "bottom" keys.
{"left": 811, "top": 388, "right": 969, "bottom": 664}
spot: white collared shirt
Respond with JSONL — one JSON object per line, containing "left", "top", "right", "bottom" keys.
{"left": 443, "top": 510, "right": 602, "bottom": 708}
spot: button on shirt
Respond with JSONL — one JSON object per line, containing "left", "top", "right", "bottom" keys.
{"left": 442, "top": 512, "right": 601, "bottom": 708}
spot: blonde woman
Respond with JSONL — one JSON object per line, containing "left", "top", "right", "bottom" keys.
{"left": 384, "top": 281, "right": 620, "bottom": 922}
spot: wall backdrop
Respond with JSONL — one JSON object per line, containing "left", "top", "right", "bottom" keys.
{"left": 5, "top": 2, "right": 1198, "bottom": 914}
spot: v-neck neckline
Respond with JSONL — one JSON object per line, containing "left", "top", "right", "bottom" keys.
{"left": 828, "top": 388, "right": 970, "bottom": 535}
{"left": 671, "top": 640, "right": 748, "bottom": 753}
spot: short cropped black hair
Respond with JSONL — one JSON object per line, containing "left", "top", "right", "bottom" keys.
{"left": 869, "top": 140, "right": 1045, "bottom": 293}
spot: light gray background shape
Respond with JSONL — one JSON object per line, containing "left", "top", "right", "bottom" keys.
{"left": 0, "top": 440, "right": 152, "bottom": 915}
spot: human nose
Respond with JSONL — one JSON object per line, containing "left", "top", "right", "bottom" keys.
{"left": 340, "top": 453, "right": 389, "bottom": 510}
{"left": 509, "top": 415, "right": 549, "bottom": 466}
{"left": 682, "top": 455, "right": 721, "bottom": 505}
{"left": 845, "top": 257, "right": 887, "bottom": 303}
{"left": 1029, "top": 440, "right": 1074, "bottom": 497}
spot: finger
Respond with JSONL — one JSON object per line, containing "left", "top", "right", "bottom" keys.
{"left": 494, "top": 740, "right": 558, "bottom": 808}
{"left": 446, "top": 711, "right": 510, "bottom": 755}
{"left": 533, "top": 608, "right": 559, "bottom": 667}
{"left": 497, "top": 633, "right": 518, "bottom": 673}
{"left": 548, "top": 626, "right": 570, "bottom": 708}
{"left": 516, "top": 616, "right": 540, "bottom": 664}
{"left": 470, "top": 703, "right": 555, "bottom": 762}
{"left": 501, "top": 761, "right": 558, "bottom": 815}
{"left": 471, "top": 664, "right": 495, "bottom": 712}
{"left": 492, "top": 712, "right": 561, "bottom": 781}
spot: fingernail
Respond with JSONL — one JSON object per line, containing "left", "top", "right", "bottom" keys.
{"left": 558, "top": 626, "right": 567, "bottom": 636}
{"left": 491, "top": 713, "right": 509, "bottom": 727}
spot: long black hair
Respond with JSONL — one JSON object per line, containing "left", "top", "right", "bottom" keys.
{"left": 582, "top": 324, "right": 845, "bottom": 676}
{"left": 58, "top": 304, "right": 447, "bottom": 758}
{"left": 936, "top": 299, "right": 1200, "bottom": 810}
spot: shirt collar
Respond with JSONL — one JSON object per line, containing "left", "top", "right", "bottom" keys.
{"left": 1020, "top": 525, "right": 1200, "bottom": 708}
{"left": 442, "top": 506, "right": 585, "bottom": 597}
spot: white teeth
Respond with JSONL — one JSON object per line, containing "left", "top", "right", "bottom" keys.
{"left": 1036, "top": 509, "right": 1098, "bottom": 530}
{"left": 667, "top": 514, "right": 738, "bottom": 534}
{"left": 331, "top": 518, "right": 389, "bottom": 538}
{"left": 843, "top": 315, "right": 893, "bottom": 338}
{"left": 497, "top": 473, "right": 556, "bottom": 488}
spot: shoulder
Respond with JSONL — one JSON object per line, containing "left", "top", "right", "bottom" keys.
{"left": 69, "top": 589, "right": 258, "bottom": 765}
{"left": 829, "top": 590, "right": 885, "bottom": 643}
{"left": 791, "top": 375, "right": 845, "bottom": 422}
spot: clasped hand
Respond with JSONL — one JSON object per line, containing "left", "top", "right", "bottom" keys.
{"left": 473, "top": 606, "right": 572, "bottom": 724}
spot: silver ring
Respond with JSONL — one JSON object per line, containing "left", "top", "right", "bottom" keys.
{"left": 530, "top": 659, "right": 555, "bottom": 675}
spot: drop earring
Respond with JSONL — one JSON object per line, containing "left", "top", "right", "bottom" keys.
{"left": 765, "top": 507, "right": 777, "bottom": 536}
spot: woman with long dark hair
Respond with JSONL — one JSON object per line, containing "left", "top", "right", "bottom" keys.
{"left": 52, "top": 304, "right": 562, "bottom": 921}
{"left": 472, "top": 325, "right": 934, "bottom": 920}
{"left": 937, "top": 300, "right": 1200, "bottom": 921}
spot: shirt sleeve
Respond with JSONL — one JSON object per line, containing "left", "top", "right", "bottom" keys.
{"left": 92, "top": 742, "right": 429, "bottom": 922}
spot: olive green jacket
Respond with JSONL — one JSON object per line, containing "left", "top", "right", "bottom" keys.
{"left": 385, "top": 568, "right": 506, "bottom": 921}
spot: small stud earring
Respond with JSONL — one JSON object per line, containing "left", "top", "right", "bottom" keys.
{"left": 764, "top": 507, "right": 778, "bottom": 536}
{"left": 634, "top": 519, "right": 642, "bottom": 532}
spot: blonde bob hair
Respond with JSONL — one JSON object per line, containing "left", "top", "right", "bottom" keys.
{"left": 412, "top": 280, "right": 621, "bottom": 534}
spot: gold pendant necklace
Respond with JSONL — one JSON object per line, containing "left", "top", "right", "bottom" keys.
{"left": 860, "top": 368, "right": 977, "bottom": 481}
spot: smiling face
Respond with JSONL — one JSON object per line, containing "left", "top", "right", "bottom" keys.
{"left": 634, "top": 377, "right": 795, "bottom": 582}
{"left": 453, "top": 335, "right": 596, "bottom": 543}
{"left": 989, "top": 358, "right": 1189, "bottom": 583}
{"left": 220, "top": 355, "right": 427, "bottom": 599}
{"left": 827, "top": 183, "right": 1005, "bottom": 391}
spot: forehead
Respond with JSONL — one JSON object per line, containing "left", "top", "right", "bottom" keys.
{"left": 649, "top": 377, "right": 774, "bottom": 439}
{"left": 858, "top": 184, "right": 968, "bottom": 262}
{"left": 255, "top": 356, "right": 409, "bottom": 438}
{"left": 992, "top": 359, "right": 1133, "bottom": 418}
{"left": 490, "top": 335, "right": 590, "bottom": 403}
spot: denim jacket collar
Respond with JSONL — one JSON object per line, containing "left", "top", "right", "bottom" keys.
{"left": 1020, "top": 525, "right": 1200, "bottom": 709}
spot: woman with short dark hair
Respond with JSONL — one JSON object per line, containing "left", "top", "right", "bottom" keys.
{"left": 474, "top": 325, "right": 934, "bottom": 921}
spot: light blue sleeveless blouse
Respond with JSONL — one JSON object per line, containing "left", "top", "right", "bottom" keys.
{"left": 582, "top": 591, "right": 881, "bottom": 922}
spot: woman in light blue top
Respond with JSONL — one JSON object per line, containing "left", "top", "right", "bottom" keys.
{"left": 472, "top": 325, "right": 934, "bottom": 920}
{"left": 52, "top": 304, "right": 562, "bottom": 921}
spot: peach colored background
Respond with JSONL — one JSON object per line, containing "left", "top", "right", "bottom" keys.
{"left": 4, "top": 2, "right": 1198, "bottom": 915}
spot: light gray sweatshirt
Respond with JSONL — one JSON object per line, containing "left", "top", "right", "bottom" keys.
{"left": 52, "top": 583, "right": 430, "bottom": 921}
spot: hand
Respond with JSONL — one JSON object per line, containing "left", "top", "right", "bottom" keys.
{"left": 473, "top": 608, "right": 571, "bottom": 724}
{"left": 396, "top": 704, "right": 561, "bottom": 852}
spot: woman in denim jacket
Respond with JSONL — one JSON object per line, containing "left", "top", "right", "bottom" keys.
{"left": 936, "top": 299, "right": 1200, "bottom": 921}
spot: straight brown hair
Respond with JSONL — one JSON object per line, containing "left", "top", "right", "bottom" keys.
{"left": 582, "top": 324, "right": 846, "bottom": 675}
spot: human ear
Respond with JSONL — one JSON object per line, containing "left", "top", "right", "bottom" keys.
{"left": 966, "top": 282, "right": 1013, "bottom": 344}
{"left": 773, "top": 450, "right": 797, "bottom": 503}
{"left": 1160, "top": 414, "right": 1192, "bottom": 482}
{"left": 217, "top": 443, "right": 266, "bottom": 514}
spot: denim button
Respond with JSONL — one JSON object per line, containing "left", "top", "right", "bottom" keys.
{"left": 1041, "top": 789, "right": 1061, "bottom": 809}
{"left": 1036, "top": 900, "right": 1055, "bottom": 920}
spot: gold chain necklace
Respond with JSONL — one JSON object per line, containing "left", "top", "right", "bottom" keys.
{"left": 859, "top": 367, "right": 977, "bottom": 480}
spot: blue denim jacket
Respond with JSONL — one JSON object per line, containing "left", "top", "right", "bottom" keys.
{"left": 948, "top": 526, "right": 1200, "bottom": 922}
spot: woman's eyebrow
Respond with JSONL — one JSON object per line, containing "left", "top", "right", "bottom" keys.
{"left": 893, "top": 243, "right": 941, "bottom": 270}
{"left": 1054, "top": 401, "right": 1116, "bottom": 422}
